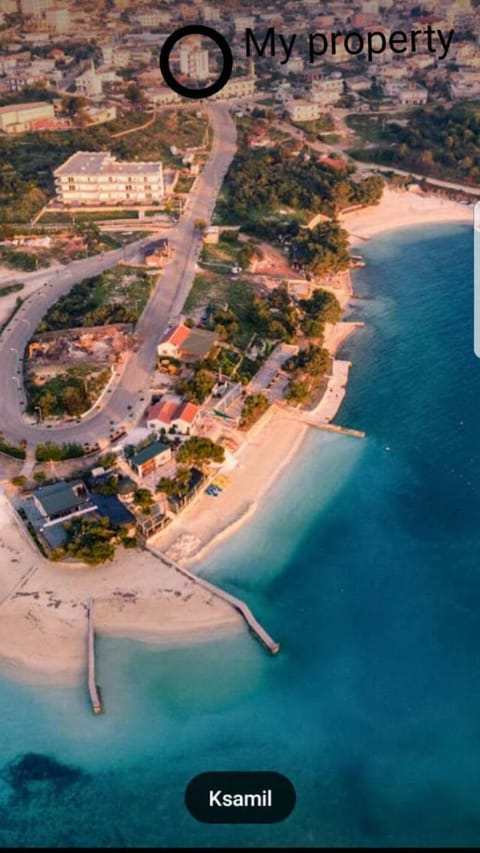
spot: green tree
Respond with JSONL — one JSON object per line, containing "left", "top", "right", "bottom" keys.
{"left": 288, "top": 344, "right": 331, "bottom": 378}
{"left": 93, "top": 475, "right": 120, "bottom": 496}
{"left": 300, "top": 289, "right": 342, "bottom": 339}
{"left": 126, "top": 82, "right": 146, "bottom": 107}
{"left": 156, "top": 476, "right": 178, "bottom": 496}
{"left": 157, "top": 467, "right": 192, "bottom": 497}
{"left": 77, "top": 220, "right": 101, "bottom": 253}
{"left": 286, "top": 381, "right": 309, "bottom": 404}
{"left": 35, "top": 442, "right": 84, "bottom": 462}
{"left": 133, "top": 488, "right": 154, "bottom": 514}
{"left": 301, "top": 317, "right": 325, "bottom": 338}
{"left": 292, "top": 222, "right": 351, "bottom": 276}
{"left": 98, "top": 452, "right": 118, "bottom": 470}
{"left": 11, "top": 475, "right": 27, "bottom": 488}
{"left": 175, "top": 368, "right": 215, "bottom": 404}
{"left": 176, "top": 437, "right": 225, "bottom": 468}
{"left": 35, "top": 442, "right": 63, "bottom": 462}
{"left": 240, "top": 393, "right": 269, "bottom": 429}
{"left": 64, "top": 516, "right": 115, "bottom": 566}
{"left": 61, "top": 95, "right": 89, "bottom": 125}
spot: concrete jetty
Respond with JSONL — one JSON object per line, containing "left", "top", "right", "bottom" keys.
{"left": 87, "top": 599, "right": 103, "bottom": 714}
{"left": 304, "top": 422, "right": 366, "bottom": 439}
{"left": 148, "top": 548, "right": 280, "bottom": 655}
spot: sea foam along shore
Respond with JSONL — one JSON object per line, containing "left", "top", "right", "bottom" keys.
{"left": 0, "top": 188, "right": 473, "bottom": 685}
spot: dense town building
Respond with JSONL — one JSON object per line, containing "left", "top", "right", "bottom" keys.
{"left": 0, "top": 101, "right": 55, "bottom": 134}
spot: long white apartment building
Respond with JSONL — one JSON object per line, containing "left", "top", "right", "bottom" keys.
{"left": 54, "top": 152, "right": 165, "bottom": 207}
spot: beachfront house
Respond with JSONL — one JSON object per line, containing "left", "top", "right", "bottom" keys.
{"left": 167, "top": 467, "right": 205, "bottom": 514}
{"left": 33, "top": 481, "right": 97, "bottom": 528}
{"left": 136, "top": 503, "right": 171, "bottom": 540}
{"left": 92, "top": 493, "right": 136, "bottom": 536}
{"left": 146, "top": 397, "right": 200, "bottom": 434}
{"left": 128, "top": 441, "right": 172, "bottom": 478}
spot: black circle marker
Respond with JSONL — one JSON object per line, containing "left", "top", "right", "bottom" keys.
{"left": 159, "top": 25, "right": 233, "bottom": 100}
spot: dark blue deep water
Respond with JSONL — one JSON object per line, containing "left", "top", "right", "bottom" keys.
{"left": 0, "top": 223, "right": 478, "bottom": 848}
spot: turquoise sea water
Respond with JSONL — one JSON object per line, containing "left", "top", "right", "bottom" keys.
{"left": 0, "top": 223, "right": 478, "bottom": 847}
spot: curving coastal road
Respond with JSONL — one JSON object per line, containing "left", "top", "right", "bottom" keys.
{"left": 0, "top": 103, "right": 237, "bottom": 449}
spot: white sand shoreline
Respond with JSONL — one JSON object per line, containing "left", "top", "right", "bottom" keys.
{"left": 0, "top": 186, "right": 473, "bottom": 686}
{"left": 181, "top": 416, "right": 309, "bottom": 568}
{"left": 344, "top": 186, "right": 472, "bottom": 246}
{"left": 155, "top": 188, "right": 474, "bottom": 566}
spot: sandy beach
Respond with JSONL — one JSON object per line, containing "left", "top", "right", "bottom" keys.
{"left": 151, "top": 405, "right": 309, "bottom": 565}
{"left": 323, "top": 321, "right": 364, "bottom": 356}
{"left": 343, "top": 186, "right": 473, "bottom": 246}
{"left": 0, "top": 496, "right": 240, "bottom": 683}
{"left": 152, "top": 187, "right": 474, "bottom": 566}
{"left": 0, "top": 183, "right": 473, "bottom": 684}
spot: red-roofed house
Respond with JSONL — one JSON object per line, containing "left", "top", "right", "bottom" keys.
{"left": 146, "top": 397, "right": 200, "bottom": 434}
{"left": 147, "top": 398, "right": 179, "bottom": 428}
{"left": 319, "top": 156, "right": 346, "bottom": 171}
{"left": 175, "top": 401, "right": 200, "bottom": 432}
{"left": 157, "top": 323, "right": 190, "bottom": 358}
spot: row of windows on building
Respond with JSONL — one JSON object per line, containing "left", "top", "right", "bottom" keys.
{"left": 65, "top": 177, "right": 159, "bottom": 185}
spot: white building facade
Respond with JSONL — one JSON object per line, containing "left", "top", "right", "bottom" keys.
{"left": 54, "top": 152, "right": 165, "bottom": 207}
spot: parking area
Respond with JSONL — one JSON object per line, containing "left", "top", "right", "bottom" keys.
{"left": 247, "top": 343, "right": 298, "bottom": 400}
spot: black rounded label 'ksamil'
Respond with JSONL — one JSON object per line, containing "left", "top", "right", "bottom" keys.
{"left": 185, "top": 771, "right": 296, "bottom": 824}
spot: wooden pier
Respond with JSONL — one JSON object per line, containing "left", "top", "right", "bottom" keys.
{"left": 149, "top": 548, "right": 280, "bottom": 655}
{"left": 87, "top": 599, "right": 103, "bottom": 715}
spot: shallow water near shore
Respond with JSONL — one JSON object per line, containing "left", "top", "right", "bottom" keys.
{"left": 0, "top": 223, "right": 478, "bottom": 847}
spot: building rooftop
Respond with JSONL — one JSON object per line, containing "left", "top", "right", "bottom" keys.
{"left": 130, "top": 441, "right": 170, "bottom": 468}
{"left": 147, "top": 397, "right": 199, "bottom": 425}
{"left": 55, "top": 151, "right": 163, "bottom": 177}
{"left": 147, "top": 398, "right": 180, "bottom": 425}
{"left": 35, "top": 481, "right": 89, "bottom": 518}
{"left": 0, "top": 101, "right": 53, "bottom": 115}
{"left": 159, "top": 323, "right": 190, "bottom": 349}
{"left": 42, "top": 522, "right": 68, "bottom": 550}
{"left": 93, "top": 494, "right": 136, "bottom": 526}
{"left": 177, "top": 401, "right": 199, "bottom": 423}
{"left": 181, "top": 328, "right": 217, "bottom": 359}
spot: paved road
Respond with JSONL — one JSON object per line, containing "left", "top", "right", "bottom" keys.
{"left": 353, "top": 160, "right": 480, "bottom": 197}
{"left": 276, "top": 113, "right": 480, "bottom": 197}
{"left": 0, "top": 102, "right": 237, "bottom": 448}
